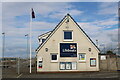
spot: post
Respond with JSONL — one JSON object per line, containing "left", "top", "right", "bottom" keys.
{"left": 2, "top": 33, "right": 5, "bottom": 59}
{"left": 29, "top": 8, "right": 35, "bottom": 73}
{"left": 17, "top": 57, "right": 20, "bottom": 74}
{"left": 25, "top": 34, "right": 29, "bottom": 59}
{"left": 29, "top": 9, "right": 32, "bottom": 73}
{"left": 116, "top": 55, "right": 118, "bottom": 71}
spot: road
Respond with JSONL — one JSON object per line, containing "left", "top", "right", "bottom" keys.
{"left": 18, "top": 71, "right": 120, "bottom": 78}
{"left": 2, "top": 67, "right": 120, "bottom": 78}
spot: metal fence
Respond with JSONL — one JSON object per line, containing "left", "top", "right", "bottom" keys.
{"left": 2, "top": 58, "right": 37, "bottom": 78}
{"left": 2, "top": 55, "right": 120, "bottom": 78}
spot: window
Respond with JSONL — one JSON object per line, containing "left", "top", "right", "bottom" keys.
{"left": 90, "top": 58, "right": 96, "bottom": 67}
{"left": 64, "top": 31, "right": 72, "bottom": 40}
{"left": 60, "top": 62, "right": 76, "bottom": 70}
{"left": 66, "top": 62, "right": 72, "bottom": 70}
{"left": 51, "top": 53, "right": 58, "bottom": 62}
{"left": 79, "top": 53, "right": 86, "bottom": 61}
{"left": 42, "top": 39, "right": 46, "bottom": 43}
{"left": 60, "top": 62, "right": 66, "bottom": 70}
{"left": 72, "top": 62, "right": 77, "bottom": 70}
{"left": 52, "top": 55, "right": 57, "bottom": 60}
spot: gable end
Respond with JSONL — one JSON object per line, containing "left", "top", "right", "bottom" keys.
{"left": 36, "top": 14, "right": 100, "bottom": 53}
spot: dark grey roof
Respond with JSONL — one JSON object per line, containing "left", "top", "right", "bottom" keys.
{"left": 38, "top": 31, "right": 52, "bottom": 38}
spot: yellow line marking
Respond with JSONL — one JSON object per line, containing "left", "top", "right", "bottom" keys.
{"left": 17, "top": 73, "right": 22, "bottom": 78}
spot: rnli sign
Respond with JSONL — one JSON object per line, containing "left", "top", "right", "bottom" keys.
{"left": 60, "top": 43, "right": 77, "bottom": 57}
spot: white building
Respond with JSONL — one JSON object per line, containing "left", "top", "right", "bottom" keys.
{"left": 36, "top": 14, "right": 100, "bottom": 72}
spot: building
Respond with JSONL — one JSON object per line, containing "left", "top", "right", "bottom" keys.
{"left": 36, "top": 14, "right": 100, "bottom": 72}
{"left": 0, "top": 57, "right": 17, "bottom": 68}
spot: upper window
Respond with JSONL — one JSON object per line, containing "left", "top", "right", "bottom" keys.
{"left": 64, "top": 31, "right": 72, "bottom": 40}
{"left": 79, "top": 53, "right": 86, "bottom": 61}
{"left": 42, "top": 39, "right": 46, "bottom": 43}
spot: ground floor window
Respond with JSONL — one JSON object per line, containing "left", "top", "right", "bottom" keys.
{"left": 60, "top": 62, "right": 66, "bottom": 70}
{"left": 66, "top": 62, "right": 72, "bottom": 70}
{"left": 90, "top": 58, "right": 96, "bottom": 67}
{"left": 51, "top": 53, "right": 58, "bottom": 62}
{"left": 52, "top": 55, "right": 57, "bottom": 60}
{"left": 72, "top": 62, "right": 77, "bottom": 70}
{"left": 60, "top": 62, "right": 77, "bottom": 70}
{"left": 79, "top": 53, "right": 86, "bottom": 61}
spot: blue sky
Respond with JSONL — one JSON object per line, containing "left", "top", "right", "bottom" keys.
{"left": 1, "top": 2, "right": 119, "bottom": 58}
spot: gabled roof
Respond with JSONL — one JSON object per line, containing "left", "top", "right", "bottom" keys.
{"left": 38, "top": 31, "right": 52, "bottom": 38}
{"left": 36, "top": 14, "right": 100, "bottom": 53}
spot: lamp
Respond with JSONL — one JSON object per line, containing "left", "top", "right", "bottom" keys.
{"left": 45, "top": 48, "right": 48, "bottom": 52}
{"left": 89, "top": 48, "right": 91, "bottom": 52}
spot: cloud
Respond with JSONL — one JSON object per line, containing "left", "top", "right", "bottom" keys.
{"left": 2, "top": 2, "right": 83, "bottom": 21}
{"left": 5, "top": 46, "right": 35, "bottom": 58}
{"left": 2, "top": 20, "right": 57, "bottom": 58}
{"left": 1, "top": 0, "right": 119, "bottom": 2}
{"left": 98, "top": 2, "right": 118, "bottom": 15}
{"left": 48, "top": 9, "right": 83, "bottom": 19}
{"left": 98, "top": 21, "right": 117, "bottom": 26}
{"left": 2, "top": 2, "right": 119, "bottom": 58}
{"left": 78, "top": 17, "right": 118, "bottom": 51}
{"left": 32, "top": 21, "right": 56, "bottom": 30}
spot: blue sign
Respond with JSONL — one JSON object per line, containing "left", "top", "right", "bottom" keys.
{"left": 60, "top": 43, "right": 77, "bottom": 57}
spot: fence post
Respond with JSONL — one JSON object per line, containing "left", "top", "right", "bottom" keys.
{"left": 116, "top": 56, "right": 118, "bottom": 71}
{"left": 17, "top": 57, "right": 20, "bottom": 74}
{"left": 107, "top": 55, "right": 110, "bottom": 71}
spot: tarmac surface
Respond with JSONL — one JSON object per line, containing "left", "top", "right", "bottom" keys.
{"left": 1, "top": 67, "right": 120, "bottom": 78}
{"left": 19, "top": 71, "right": 120, "bottom": 78}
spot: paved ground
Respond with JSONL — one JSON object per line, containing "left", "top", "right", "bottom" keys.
{"left": 19, "top": 71, "right": 120, "bottom": 78}
{"left": 2, "top": 67, "right": 120, "bottom": 78}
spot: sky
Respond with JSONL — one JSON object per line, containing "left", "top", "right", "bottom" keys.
{"left": 1, "top": 2, "right": 119, "bottom": 58}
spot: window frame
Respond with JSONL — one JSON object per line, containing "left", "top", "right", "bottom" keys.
{"left": 65, "top": 62, "right": 72, "bottom": 70}
{"left": 63, "top": 30, "right": 73, "bottom": 41}
{"left": 78, "top": 53, "right": 86, "bottom": 62}
{"left": 59, "top": 62, "right": 77, "bottom": 70}
{"left": 71, "top": 62, "right": 77, "bottom": 70}
{"left": 50, "top": 53, "right": 58, "bottom": 62}
{"left": 42, "top": 38, "right": 46, "bottom": 43}
{"left": 60, "top": 62, "right": 66, "bottom": 70}
{"left": 90, "top": 58, "right": 96, "bottom": 67}
{"left": 40, "top": 38, "right": 46, "bottom": 44}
